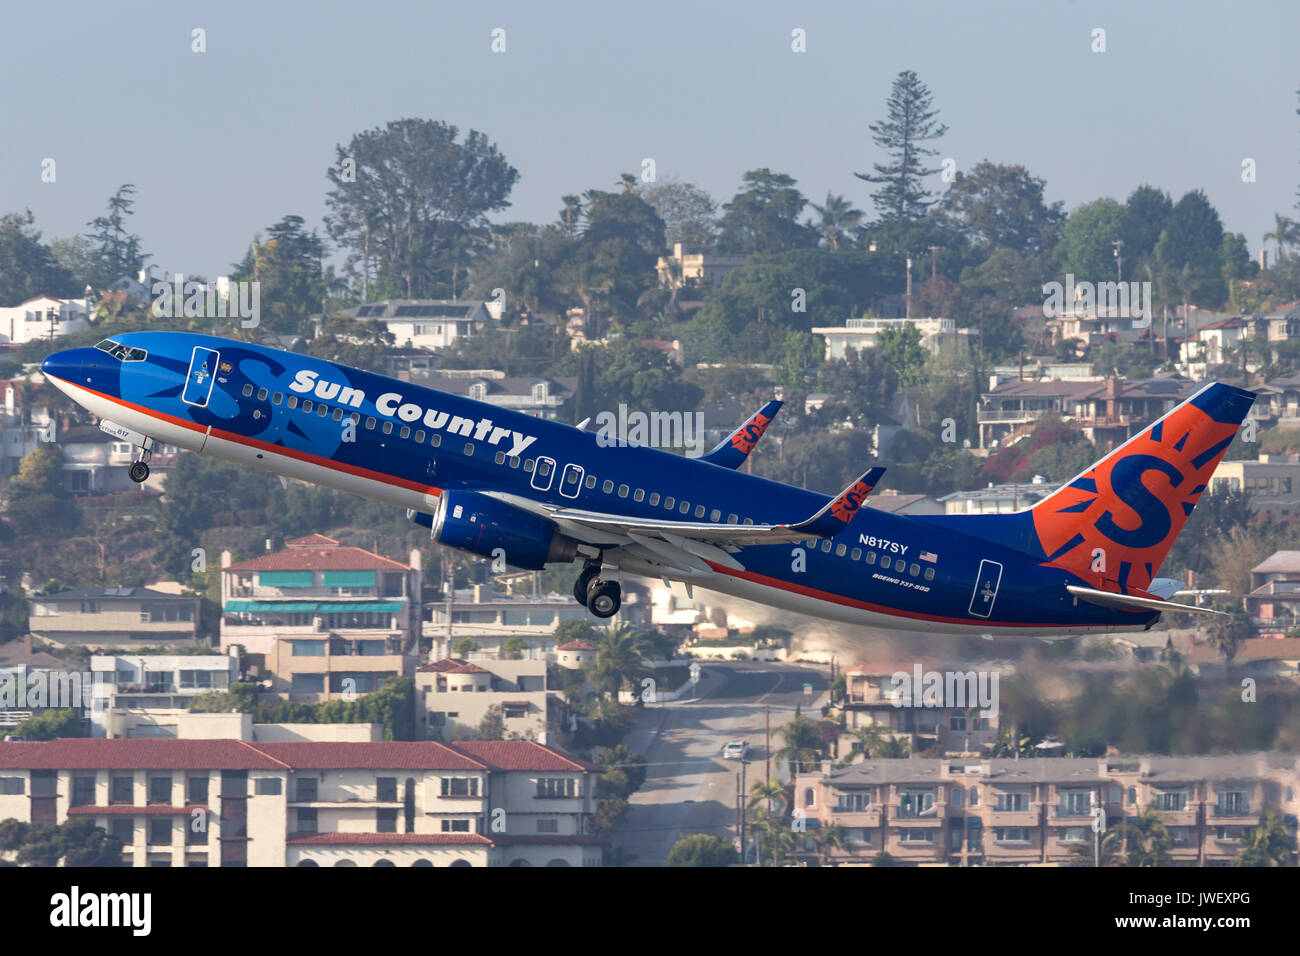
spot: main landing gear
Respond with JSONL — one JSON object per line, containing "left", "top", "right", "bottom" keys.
{"left": 573, "top": 560, "right": 621, "bottom": 619}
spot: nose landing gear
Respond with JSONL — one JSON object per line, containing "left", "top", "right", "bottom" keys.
{"left": 100, "top": 420, "right": 154, "bottom": 484}
{"left": 572, "top": 560, "right": 622, "bottom": 618}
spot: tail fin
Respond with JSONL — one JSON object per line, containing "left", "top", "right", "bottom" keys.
{"left": 1029, "top": 382, "right": 1255, "bottom": 593}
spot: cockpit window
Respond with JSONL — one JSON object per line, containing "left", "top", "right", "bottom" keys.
{"left": 94, "top": 339, "right": 147, "bottom": 362}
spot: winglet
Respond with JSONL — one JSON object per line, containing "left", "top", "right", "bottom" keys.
{"left": 701, "top": 400, "right": 782, "bottom": 469}
{"left": 790, "top": 467, "right": 886, "bottom": 538}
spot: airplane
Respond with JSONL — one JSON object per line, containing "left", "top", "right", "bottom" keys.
{"left": 39, "top": 331, "right": 1256, "bottom": 639}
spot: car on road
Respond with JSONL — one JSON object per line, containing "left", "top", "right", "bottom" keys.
{"left": 722, "top": 740, "right": 748, "bottom": 760}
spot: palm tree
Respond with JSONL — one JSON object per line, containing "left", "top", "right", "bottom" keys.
{"left": 747, "top": 803, "right": 794, "bottom": 866}
{"left": 809, "top": 192, "right": 863, "bottom": 251}
{"left": 1066, "top": 827, "right": 1125, "bottom": 867}
{"left": 1232, "top": 808, "right": 1297, "bottom": 866}
{"left": 586, "top": 622, "right": 652, "bottom": 700}
{"left": 748, "top": 777, "right": 789, "bottom": 816}
{"left": 558, "top": 194, "right": 584, "bottom": 238}
{"left": 812, "top": 821, "right": 846, "bottom": 866}
{"left": 775, "top": 716, "right": 826, "bottom": 777}
{"left": 1262, "top": 213, "right": 1298, "bottom": 263}
{"left": 1124, "top": 806, "right": 1173, "bottom": 867}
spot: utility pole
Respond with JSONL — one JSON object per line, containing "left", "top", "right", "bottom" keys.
{"left": 1112, "top": 240, "right": 1123, "bottom": 283}
{"left": 928, "top": 245, "right": 939, "bottom": 282}
{"left": 764, "top": 704, "right": 771, "bottom": 796}
{"left": 904, "top": 255, "right": 913, "bottom": 319}
{"left": 739, "top": 758, "right": 748, "bottom": 863}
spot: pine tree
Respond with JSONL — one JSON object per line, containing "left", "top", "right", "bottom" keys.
{"left": 855, "top": 71, "right": 948, "bottom": 223}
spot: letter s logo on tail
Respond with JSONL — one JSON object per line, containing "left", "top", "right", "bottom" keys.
{"left": 1029, "top": 382, "right": 1255, "bottom": 593}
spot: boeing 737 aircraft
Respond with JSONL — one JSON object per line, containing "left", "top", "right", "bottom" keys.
{"left": 40, "top": 332, "right": 1255, "bottom": 639}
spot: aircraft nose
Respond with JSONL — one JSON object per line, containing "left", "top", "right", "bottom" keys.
{"left": 41, "top": 347, "right": 99, "bottom": 385}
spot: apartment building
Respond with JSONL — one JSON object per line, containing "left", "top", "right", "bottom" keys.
{"left": 220, "top": 535, "right": 421, "bottom": 700}
{"left": 840, "top": 661, "right": 1000, "bottom": 757}
{"left": 0, "top": 295, "right": 91, "bottom": 346}
{"left": 1210, "top": 457, "right": 1300, "bottom": 516}
{"left": 88, "top": 653, "right": 240, "bottom": 737}
{"left": 28, "top": 587, "right": 202, "bottom": 647}
{"left": 794, "top": 753, "right": 1300, "bottom": 867}
{"left": 812, "top": 316, "right": 970, "bottom": 360}
{"left": 416, "top": 657, "right": 551, "bottom": 743}
{"left": 0, "top": 738, "right": 604, "bottom": 867}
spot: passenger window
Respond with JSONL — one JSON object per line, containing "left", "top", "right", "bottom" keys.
{"left": 302, "top": 399, "right": 313, "bottom": 413}
{"left": 743, "top": 517, "right": 754, "bottom": 525}
{"left": 618, "top": 484, "right": 629, "bottom": 498}
{"left": 399, "top": 425, "right": 410, "bottom": 439}
{"left": 694, "top": 505, "right": 705, "bottom": 518}
{"left": 317, "top": 404, "right": 329, "bottom": 417}
{"left": 585, "top": 475, "right": 597, "bottom": 489}
{"left": 538, "top": 461, "right": 551, "bottom": 476}
{"left": 664, "top": 497, "right": 675, "bottom": 509}
{"left": 633, "top": 489, "right": 645, "bottom": 502}
{"left": 464, "top": 443, "right": 474, "bottom": 456}
{"left": 709, "top": 509, "right": 721, "bottom": 521}
{"left": 924, "top": 567, "right": 935, "bottom": 581}
{"left": 524, "top": 459, "right": 535, "bottom": 472}
{"left": 909, "top": 564, "right": 920, "bottom": 577}
{"left": 257, "top": 388, "right": 268, "bottom": 401}
{"left": 494, "top": 451, "right": 506, "bottom": 465}
{"left": 414, "top": 430, "right": 425, "bottom": 443}
{"left": 430, "top": 434, "right": 441, "bottom": 447}
{"left": 382, "top": 421, "right": 393, "bottom": 435}
{"left": 272, "top": 392, "right": 283, "bottom": 404}
{"left": 602, "top": 480, "right": 613, "bottom": 493}
{"left": 851, "top": 548, "right": 862, "bottom": 561}
{"left": 836, "top": 543, "right": 847, "bottom": 557}
{"left": 649, "top": 493, "right": 660, "bottom": 506}
{"left": 350, "top": 413, "right": 361, "bottom": 424}
{"left": 866, "top": 552, "right": 877, "bottom": 565}
{"left": 365, "top": 417, "right": 376, "bottom": 430}
{"left": 727, "top": 514, "right": 738, "bottom": 523}
{"left": 820, "top": 540, "right": 833, "bottom": 553}
{"left": 333, "top": 408, "right": 345, "bottom": 421}
{"left": 680, "top": 501, "right": 690, "bottom": 514}
{"left": 286, "top": 395, "right": 298, "bottom": 409}
{"left": 242, "top": 384, "right": 254, "bottom": 397}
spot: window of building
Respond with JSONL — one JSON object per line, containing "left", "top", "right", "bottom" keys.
{"left": 377, "top": 808, "right": 398, "bottom": 833}
{"left": 836, "top": 792, "right": 870, "bottom": 812}
{"left": 296, "top": 808, "right": 317, "bottom": 834}
{"left": 377, "top": 777, "right": 398, "bottom": 802}
{"left": 0, "top": 777, "right": 23, "bottom": 795}
{"left": 187, "top": 776, "right": 209, "bottom": 805}
{"left": 440, "top": 777, "right": 479, "bottom": 797}
{"left": 148, "top": 775, "right": 172, "bottom": 805}
{"left": 995, "top": 827, "right": 1030, "bottom": 843}
{"left": 536, "top": 818, "right": 558, "bottom": 833}
{"left": 536, "top": 777, "right": 577, "bottom": 799}
{"left": 148, "top": 818, "right": 173, "bottom": 846}
{"left": 111, "top": 817, "right": 134, "bottom": 846}
{"left": 110, "top": 776, "right": 134, "bottom": 804}
{"left": 254, "top": 778, "right": 282, "bottom": 796}
{"left": 291, "top": 674, "right": 325, "bottom": 694}
{"left": 292, "top": 640, "right": 326, "bottom": 657}
{"left": 440, "top": 819, "right": 471, "bottom": 832}
{"left": 71, "top": 775, "right": 95, "bottom": 807}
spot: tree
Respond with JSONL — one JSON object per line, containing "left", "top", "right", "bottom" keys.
{"left": 1122, "top": 185, "right": 1173, "bottom": 263}
{"left": 1154, "top": 190, "right": 1227, "bottom": 309}
{"left": 1124, "top": 806, "right": 1173, "bottom": 866}
{"left": 774, "top": 715, "right": 825, "bottom": 776}
{"left": 478, "top": 705, "right": 505, "bottom": 740}
{"left": 11, "top": 445, "right": 63, "bottom": 497}
{"left": 808, "top": 193, "right": 863, "bottom": 251}
{"left": 812, "top": 820, "right": 846, "bottom": 866}
{"left": 716, "top": 169, "right": 817, "bottom": 254}
{"left": 642, "top": 179, "right": 718, "bottom": 251}
{"left": 586, "top": 622, "right": 653, "bottom": 699}
{"left": 855, "top": 70, "right": 948, "bottom": 222}
{"left": 502, "top": 636, "right": 526, "bottom": 660}
{"left": 561, "top": 186, "right": 667, "bottom": 321}
{"left": 1262, "top": 213, "right": 1298, "bottom": 263}
{"left": 230, "top": 215, "right": 326, "bottom": 334}
{"left": 1067, "top": 826, "right": 1125, "bottom": 867}
{"left": 876, "top": 324, "right": 926, "bottom": 388}
{"left": 0, "top": 211, "right": 77, "bottom": 305}
{"left": 665, "top": 833, "right": 738, "bottom": 867}
{"left": 935, "top": 161, "right": 1064, "bottom": 256}
{"left": 1232, "top": 808, "right": 1295, "bottom": 866}
{"left": 772, "top": 330, "right": 823, "bottom": 411}
{"left": 85, "top": 184, "right": 147, "bottom": 289}
{"left": 10, "top": 708, "right": 86, "bottom": 740}
{"left": 870, "top": 850, "right": 898, "bottom": 866}
{"left": 452, "top": 637, "right": 480, "bottom": 658}
{"left": 1058, "top": 198, "right": 1128, "bottom": 281}
{"left": 324, "top": 118, "right": 519, "bottom": 299}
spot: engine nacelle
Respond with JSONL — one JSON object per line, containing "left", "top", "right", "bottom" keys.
{"left": 425, "top": 490, "right": 578, "bottom": 570}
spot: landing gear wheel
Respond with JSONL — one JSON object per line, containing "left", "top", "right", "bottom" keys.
{"left": 573, "top": 564, "right": 599, "bottom": 606}
{"left": 128, "top": 461, "right": 150, "bottom": 483}
{"left": 586, "top": 579, "right": 621, "bottom": 619}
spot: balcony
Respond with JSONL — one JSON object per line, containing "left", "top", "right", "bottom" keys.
{"left": 829, "top": 807, "right": 882, "bottom": 827}
{"left": 1152, "top": 807, "right": 1199, "bottom": 827}
{"left": 988, "top": 808, "right": 1039, "bottom": 828}
{"left": 1211, "top": 804, "right": 1255, "bottom": 821}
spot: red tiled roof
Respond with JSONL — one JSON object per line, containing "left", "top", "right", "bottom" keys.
{"left": 287, "top": 832, "right": 491, "bottom": 846}
{"left": 556, "top": 641, "right": 595, "bottom": 651}
{"left": 416, "top": 659, "right": 491, "bottom": 674}
{"left": 67, "top": 805, "right": 209, "bottom": 816}
{"left": 490, "top": 834, "right": 607, "bottom": 846}
{"left": 226, "top": 543, "right": 409, "bottom": 572}
{"left": 0, "top": 739, "right": 604, "bottom": 774}
{"left": 453, "top": 741, "right": 602, "bottom": 773}
{"left": 0, "top": 739, "right": 284, "bottom": 771}
{"left": 252, "top": 741, "right": 487, "bottom": 771}
{"left": 287, "top": 534, "right": 340, "bottom": 547}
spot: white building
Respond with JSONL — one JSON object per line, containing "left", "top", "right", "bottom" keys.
{"left": 416, "top": 657, "right": 552, "bottom": 743}
{"left": 88, "top": 653, "right": 241, "bottom": 737}
{"left": 0, "top": 295, "right": 91, "bottom": 346}
{"left": 350, "top": 300, "right": 497, "bottom": 351}
{"left": 812, "top": 316, "right": 970, "bottom": 360}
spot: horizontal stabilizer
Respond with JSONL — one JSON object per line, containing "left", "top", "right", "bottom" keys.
{"left": 701, "top": 400, "right": 782, "bottom": 469}
{"left": 1066, "top": 584, "right": 1226, "bottom": 617}
{"left": 791, "top": 467, "right": 886, "bottom": 538}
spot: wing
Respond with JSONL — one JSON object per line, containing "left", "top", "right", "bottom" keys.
{"left": 1066, "top": 584, "right": 1226, "bottom": 617}
{"left": 699, "top": 400, "right": 782, "bottom": 469}
{"left": 482, "top": 467, "right": 885, "bottom": 574}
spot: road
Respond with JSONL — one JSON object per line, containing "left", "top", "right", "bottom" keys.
{"left": 613, "top": 661, "right": 830, "bottom": 867}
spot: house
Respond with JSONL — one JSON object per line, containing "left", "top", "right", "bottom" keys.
{"left": 0, "top": 295, "right": 91, "bottom": 347}
{"left": 656, "top": 243, "right": 748, "bottom": 288}
{"left": 0, "top": 737, "right": 605, "bottom": 867}
{"left": 56, "top": 425, "right": 177, "bottom": 494}
{"left": 403, "top": 370, "right": 576, "bottom": 421}
{"left": 811, "top": 316, "right": 970, "bottom": 361}
{"left": 793, "top": 753, "right": 1300, "bottom": 866}
{"left": 88, "top": 653, "right": 241, "bottom": 737}
{"left": 0, "top": 379, "right": 56, "bottom": 477}
{"left": 1210, "top": 457, "right": 1300, "bottom": 515}
{"left": 28, "top": 587, "right": 202, "bottom": 647}
{"left": 415, "top": 657, "right": 551, "bottom": 742}
{"left": 938, "top": 481, "right": 1056, "bottom": 516}
{"left": 220, "top": 535, "right": 422, "bottom": 700}
{"left": 349, "top": 300, "right": 497, "bottom": 351}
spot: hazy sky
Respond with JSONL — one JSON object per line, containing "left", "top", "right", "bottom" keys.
{"left": 4, "top": 0, "right": 1297, "bottom": 280}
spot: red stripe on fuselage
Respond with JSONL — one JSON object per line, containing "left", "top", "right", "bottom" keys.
{"left": 53, "top": 378, "right": 443, "bottom": 499}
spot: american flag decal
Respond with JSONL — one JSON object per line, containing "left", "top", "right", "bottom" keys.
{"left": 920, "top": 551, "right": 938, "bottom": 563}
